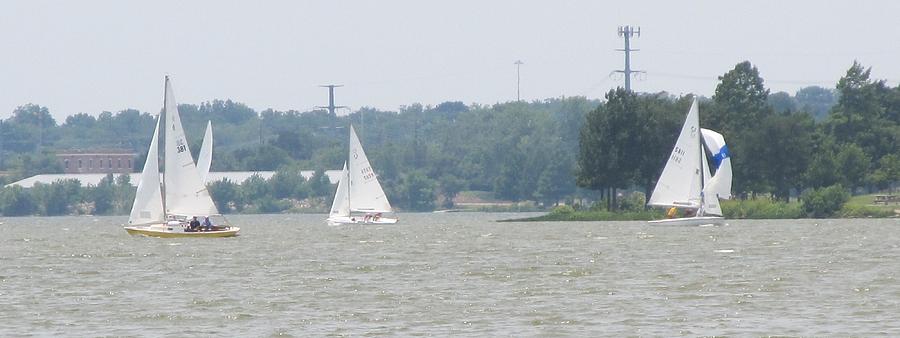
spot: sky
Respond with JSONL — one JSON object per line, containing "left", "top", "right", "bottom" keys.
{"left": 1, "top": 0, "right": 899, "bottom": 120}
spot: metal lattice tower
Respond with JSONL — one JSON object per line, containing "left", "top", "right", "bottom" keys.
{"left": 615, "top": 26, "right": 644, "bottom": 91}
{"left": 317, "top": 84, "right": 347, "bottom": 116}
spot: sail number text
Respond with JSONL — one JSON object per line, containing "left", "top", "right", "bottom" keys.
{"left": 176, "top": 139, "right": 187, "bottom": 153}
{"left": 360, "top": 166, "right": 375, "bottom": 180}
{"left": 671, "top": 146, "right": 685, "bottom": 164}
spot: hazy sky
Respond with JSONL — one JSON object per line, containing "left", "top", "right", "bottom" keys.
{"left": 1, "top": 1, "right": 898, "bottom": 120}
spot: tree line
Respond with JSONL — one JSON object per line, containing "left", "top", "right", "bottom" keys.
{"left": 577, "top": 61, "right": 898, "bottom": 212}
{"left": 0, "top": 60, "right": 895, "bottom": 216}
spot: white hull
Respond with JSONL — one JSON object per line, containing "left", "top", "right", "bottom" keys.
{"left": 647, "top": 216, "right": 724, "bottom": 227}
{"left": 124, "top": 223, "right": 239, "bottom": 238}
{"left": 327, "top": 216, "right": 398, "bottom": 226}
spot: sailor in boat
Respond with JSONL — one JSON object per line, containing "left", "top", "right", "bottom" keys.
{"left": 188, "top": 216, "right": 201, "bottom": 232}
{"left": 684, "top": 208, "right": 697, "bottom": 218}
{"left": 203, "top": 216, "right": 213, "bottom": 231}
{"left": 666, "top": 207, "right": 677, "bottom": 219}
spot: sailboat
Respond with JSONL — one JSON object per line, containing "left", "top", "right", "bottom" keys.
{"left": 647, "top": 97, "right": 732, "bottom": 226}
{"left": 124, "top": 77, "right": 239, "bottom": 237}
{"left": 327, "top": 125, "right": 398, "bottom": 225}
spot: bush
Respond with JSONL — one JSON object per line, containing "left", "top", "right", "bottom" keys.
{"left": 838, "top": 204, "right": 895, "bottom": 218}
{"left": 550, "top": 205, "right": 575, "bottom": 215}
{"left": 801, "top": 184, "right": 850, "bottom": 218}
{"left": 721, "top": 199, "right": 803, "bottom": 219}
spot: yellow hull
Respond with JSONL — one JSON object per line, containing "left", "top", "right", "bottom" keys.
{"left": 124, "top": 226, "right": 240, "bottom": 238}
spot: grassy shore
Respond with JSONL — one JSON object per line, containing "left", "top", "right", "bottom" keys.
{"left": 505, "top": 194, "right": 898, "bottom": 222}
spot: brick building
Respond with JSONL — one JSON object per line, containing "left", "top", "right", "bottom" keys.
{"left": 57, "top": 150, "right": 136, "bottom": 174}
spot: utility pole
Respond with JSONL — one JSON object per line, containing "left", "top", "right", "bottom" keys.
{"left": 514, "top": 60, "right": 524, "bottom": 101}
{"left": 317, "top": 84, "right": 346, "bottom": 116}
{"left": 615, "top": 26, "right": 643, "bottom": 92}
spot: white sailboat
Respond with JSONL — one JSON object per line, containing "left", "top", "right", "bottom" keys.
{"left": 647, "top": 98, "right": 732, "bottom": 226}
{"left": 124, "top": 77, "right": 238, "bottom": 237}
{"left": 327, "top": 125, "right": 398, "bottom": 225}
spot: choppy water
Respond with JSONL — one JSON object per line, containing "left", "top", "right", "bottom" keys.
{"left": 1, "top": 213, "right": 899, "bottom": 336}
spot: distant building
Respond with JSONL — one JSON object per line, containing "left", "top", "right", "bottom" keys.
{"left": 56, "top": 150, "right": 136, "bottom": 174}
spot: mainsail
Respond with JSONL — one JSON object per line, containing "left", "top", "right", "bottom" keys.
{"left": 647, "top": 98, "right": 703, "bottom": 209}
{"left": 162, "top": 77, "right": 220, "bottom": 217}
{"left": 348, "top": 125, "right": 393, "bottom": 213}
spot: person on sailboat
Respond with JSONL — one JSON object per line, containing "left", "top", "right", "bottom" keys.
{"left": 189, "top": 216, "right": 201, "bottom": 232}
{"left": 203, "top": 216, "right": 213, "bottom": 231}
{"left": 684, "top": 208, "right": 697, "bottom": 217}
{"left": 666, "top": 207, "right": 677, "bottom": 219}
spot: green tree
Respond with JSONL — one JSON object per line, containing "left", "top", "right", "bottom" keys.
{"left": 577, "top": 88, "right": 641, "bottom": 209}
{"left": 801, "top": 184, "right": 850, "bottom": 218}
{"left": 0, "top": 185, "right": 37, "bottom": 216}
{"left": 709, "top": 61, "right": 773, "bottom": 197}
{"left": 794, "top": 86, "right": 836, "bottom": 121}
{"left": 92, "top": 174, "right": 116, "bottom": 215}
{"left": 395, "top": 170, "right": 436, "bottom": 211}
{"left": 209, "top": 179, "right": 241, "bottom": 213}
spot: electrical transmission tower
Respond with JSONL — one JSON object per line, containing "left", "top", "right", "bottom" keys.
{"left": 514, "top": 60, "right": 523, "bottom": 101}
{"left": 317, "top": 84, "right": 347, "bottom": 116}
{"left": 615, "top": 26, "right": 644, "bottom": 91}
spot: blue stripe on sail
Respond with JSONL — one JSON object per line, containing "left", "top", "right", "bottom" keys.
{"left": 712, "top": 144, "right": 730, "bottom": 169}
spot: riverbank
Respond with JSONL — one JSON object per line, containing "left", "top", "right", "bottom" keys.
{"left": 506, "top": 194, "right": 899, "bottom": 222}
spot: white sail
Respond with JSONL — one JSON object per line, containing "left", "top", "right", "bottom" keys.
{"left": 348, "top": 125, "right": 393, "bottom": 213}
{"left": 162, "top": 77, "right": 220, "bottom": 217}
{"left": 329, "top": 162, "right": 351, "bottom": 217}
{"left": 700, "top": 128, "right": 732, "bottom": 200}
{"left": 198, "top": 121, "right": 213, "bottom": 184}
{"left": 128, "top": 115, "right": 164, "bottom": 225}
{"left": 700, "top": 149, "right": 723, "bottom": 216}
{"left": 648, "top": 98, "right": 703, "bottom": 209}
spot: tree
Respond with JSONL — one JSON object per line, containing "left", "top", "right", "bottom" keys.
{"left": 867, "top": 154, "right": 900, "bottom": 192}
{"left": 708, "top": 61, "right": 771, "bottom": 134}
{"left": 437, "top": 174, "right": 464, "bottom": 209}
{"left": 794, "top": 86, "right": 836, "bottom": 121}
{"left": 753, "top": 112, "right": 815, "bottom": 200}
{"left": 768, "top": 91, "right": 796, "bottom": 114}
{"left": 270, "top": 167, "right": 309, "bottom": 200}
{"left": 209, "top": 179, "right": 241, "bottom": 213}
{"left": 801, "top": 184, "right": 849, "bottom": 218}
{"left": 709, "top": 61, "right": 773, "bottom": 197}
{"left": 577, "top": 88, "right": 642, "bottom": 209}
{"left": 92, "top": 174, "right": 116, "bottom": 215}
{"left": 834, "top": 143, "right": 870, "bottom": 191}
{"left": 395, "top": 170, "right": 436, "bottom": 211}
{"left": 308, "top": 168, "right": 332, "bottom": 198}
{"left": 0, "top": 186, "right": 37, "bottom": 216}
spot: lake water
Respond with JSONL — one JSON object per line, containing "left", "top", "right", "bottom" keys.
{"left": 1, "top": 213, "right": 899, "bottom": 336}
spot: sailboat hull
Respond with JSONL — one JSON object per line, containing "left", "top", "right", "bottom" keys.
{"left": 647, "top": 216, "right": 724, "bottom": 227}
{"left": 124, "top": 225, "right": 240, "bottom": 238}
{"left": 326, "top": 216, "right": 398, "bottom": 226}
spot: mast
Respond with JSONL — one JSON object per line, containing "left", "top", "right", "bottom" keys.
{"left": 347, "top": 124, "right": 351, "bottom": 215}
{"left": 696, "top": 98, "right": 705, "bottom": 216}
{"left": 161, "top": 76, "right": 168, "bottom": 214}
